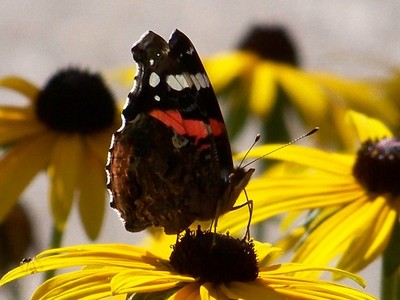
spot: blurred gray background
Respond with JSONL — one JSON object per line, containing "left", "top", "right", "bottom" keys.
{"left": 2, "top": 0, "right": 400, "bottom": 298}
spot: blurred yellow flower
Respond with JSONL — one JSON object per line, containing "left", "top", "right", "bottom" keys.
{"left": 0, "top": 228, "right": 375, "bottom": 300}
{"left": 0, "top": 68, "right": 120, "bottom": 239}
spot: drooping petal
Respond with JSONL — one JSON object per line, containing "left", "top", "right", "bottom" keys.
{"left": 0, "top": 76, "right": 39, "bottom": 100}
{"left": 48, "top": 134, "right": 84, "bottom": 231}
{"left": 292, "top": 197, "right": 375, "bottom": 269}
{"left": 0, "top": 132, "right": 54, "bottom": 221}
{"left": 78, "top": 150, "right": 107, "bottom": 240}
{"left": 336, "top": 196, "right": 397, "bottom": 274}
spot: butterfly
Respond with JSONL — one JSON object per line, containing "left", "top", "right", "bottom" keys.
{"left": 106, "top": 29, "right": 254, "bottom": 234}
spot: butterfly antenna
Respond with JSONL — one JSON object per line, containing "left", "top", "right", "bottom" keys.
{"left": 237, "top": 134, "right": 261, "bottom": 169}
{"left": 242, "top": 127, "right": 319, "bottom": 169}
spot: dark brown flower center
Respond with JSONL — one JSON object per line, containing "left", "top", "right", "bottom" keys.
{"left": 35, "top": 68, "right": 116, "bottom": 134}
{"left": 169, "top": 227, "right": 258, "bottom": 284}
{"left": 353, "top": 138, "right": 400, "bottom": 196}
{"left": 237, "top": 25, "right": 299, "bottom": 66}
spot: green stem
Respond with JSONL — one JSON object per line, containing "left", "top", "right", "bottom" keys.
{"left": 43, "top": 225, "right": 63, "bottom": 281}
{"left": 381, "top": 220, "right": 400, "bottom": 300}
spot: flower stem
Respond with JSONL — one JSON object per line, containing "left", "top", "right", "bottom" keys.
{"left": 43, "top": 225, "right": 63, "bottom": 281}
{"left": 381, "top": 220, "right": 400, "bottom": 300}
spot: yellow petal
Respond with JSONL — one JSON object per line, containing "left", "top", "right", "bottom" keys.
{"left": 346, "top": 110, "right": 393, "bottom": 141}
{"left": 84, "top": 129, "right": 115, "bottom": 164}
{"left": 200, "top": 282, "right": 225, "bottom": 300}
{"left": 0, "top": 132, "right": 54, "bottom": 221}
{"left": 167, "top": 282, "right": 201, "bottom": 300}
{"left": 0, "top": 106, "right": 45, "bottom": 145}
{"left": 204, "top": 51, "right": 259, "bottom": 92}
{"left": 237, "top": 144, "right": 354, "bottom": 175}
{"left": 276, "top": 67, "right": 328, "bottom": 126}
{"left": 32, "top": 269, "right": 115, "bottom": 300}
{"left": 312, "top": 72, "right": 400, "bottom": 128}
{"left": 292, "top": 197, "right": 373, "bottom": 269}
{"left": 219, "top": 174, "right": 361, "bottom": 235}
{"left": 111, "top": 270, "right": 193, "bottom": 294}
{"left": 221, "top": 280, "right": 283, "bottom": 300}
{"left": 337, "top": 196, "right": 396, "bottom": 274}
{"left": 248, "top": 62, "right": 277, "bottom": 117}
{"left": 0, "top": 76, "right": 39, "bottom": 100}
{"left": 48, "top": 134, "right": 84, "bottom": 231}
{"left": 78, "top": 152, "right": 106, "bottom": 240}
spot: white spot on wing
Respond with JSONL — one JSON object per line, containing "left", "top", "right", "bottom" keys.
{"left": 166, "top": 75, "right": 184, "bottom": 91}
{"left": 149, "top": 59, "right": 155, "bottom": 66}
{"left": 195, "top": 73, "right": 209, "bottom": 88}
{"left": 149, "top": 72, "right": 160, "bottom": 87}
{"left": 154, "top": 95, "right": 161, "bottom": 101}
{"left": 175, "top": 74, "right": 190, "bottom": 89}
{"left": 190, "top": 74, "right": 201, "bottom": 91}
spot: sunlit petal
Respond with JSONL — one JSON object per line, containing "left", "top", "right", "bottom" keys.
{"left": 337, "top": 196, "right": 397, "bottom": 274}
{"left": 32, "top": 269, "right": 117, "bottom": 300}
{"left": 236, "top": 144, "right": 354, "bottom": 175}
{"left": 346, "top": 110, "right": 393, "bottom": 141}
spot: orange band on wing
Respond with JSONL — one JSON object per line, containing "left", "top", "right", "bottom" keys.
{"left": 149, "top": 109, "right": 226, "bottom": 144}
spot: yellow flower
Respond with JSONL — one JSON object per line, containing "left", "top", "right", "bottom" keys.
{"left": 0, "top": 228, "right": 375, "bottom": 300}
{"left": 202, "top": 26, "right": 397, "bottom": 147}
{"left": 0, "top": 68, "right": 120, "bottom": 239}
{"left": 221, "top": 111, "right": 399, "bottom": 276}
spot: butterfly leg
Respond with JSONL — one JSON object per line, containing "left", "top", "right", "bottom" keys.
{"left": 230, "top": 188, "right": 253, "bottom": 241}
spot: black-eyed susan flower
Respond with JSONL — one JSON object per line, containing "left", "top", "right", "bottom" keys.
{"left": 203, "top": 26, "right": 398, "bottom": 148}
{"left": 0, "top": 69, "right": 120, "bottom": 239}
{"left": 219, "top": 111, "right": 399, "bottom": 280}
{"left": 0, "top": 227, "right": 376, "bottom": 300}
{"left": 203, "top": 25, "right": 327, "bottom": 142}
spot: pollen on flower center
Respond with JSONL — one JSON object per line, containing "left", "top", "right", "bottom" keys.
{"left": 353, "top": 137, "right": 400, "bottom": 196}
{"left": 169, "top": 227, "right": 259, "bottom": 284}
{"left": 35, "top": 68, "right": 116, "bottom": 134}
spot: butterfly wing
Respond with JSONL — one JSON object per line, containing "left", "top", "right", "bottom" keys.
{"left": 107, "top": 30, "right": 250, "bottom": 234}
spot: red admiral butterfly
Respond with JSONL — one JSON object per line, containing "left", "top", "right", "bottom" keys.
{"left": 107, "top": 30, "right": 254, "bottom": 234}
